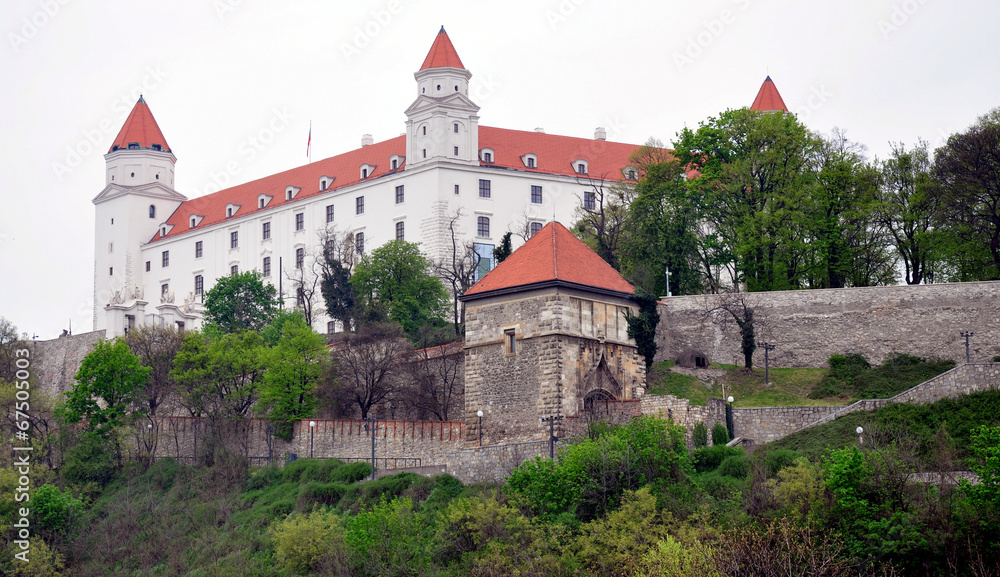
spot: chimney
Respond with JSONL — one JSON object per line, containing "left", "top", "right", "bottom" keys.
{"left": 594, "top": 127, "right": 607, "bottom": 141}
{"left": 534, "top": 127, "right": 545, "bottom": 134}
{"left": 361, "top": 134, "right": 373, "bottom": 147}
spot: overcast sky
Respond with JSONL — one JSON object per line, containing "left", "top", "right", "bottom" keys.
{"left": 2, "top": 0, "right": 998, "bottom": 340}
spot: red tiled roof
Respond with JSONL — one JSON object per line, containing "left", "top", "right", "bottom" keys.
{"left": 750, "top": 76, "right": 788, "bottom": 112}
{"left": 420, "top": 26, "right": 465, "bottom": 70}
{"left": 109, "top": 96, "right": 171, "bottom": 153}
{"left": 150, "top": 127, "right": 651, "bottom": 244}
{"left": 464, "top": 222, "right": 633, "bottom": 298}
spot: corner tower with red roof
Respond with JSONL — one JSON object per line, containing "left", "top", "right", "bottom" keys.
{"left": 405, "top": 26, "right": 480, "bottom": 168}
{"left": 750, "top": 76, "right": 788, "bottom": 112}
{"left": 461, "top": 222, "right": 646, "bottom": 445}
{"left": 93, "top": 96, "right": 188, "bottom": 336}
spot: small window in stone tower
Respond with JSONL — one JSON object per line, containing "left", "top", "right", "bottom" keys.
{"left": 453, "top": 123, "right": 458, "bottom": 133}
{"left": 504, "top": 329, "right": 516, "bottom": 355}
{"left": 149, "top": 205, "right": 156, "bottom": 218}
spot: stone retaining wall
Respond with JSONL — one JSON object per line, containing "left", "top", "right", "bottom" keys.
{"left": 445, "top": 440, "right": 551, "bottom": 484}
{"left": 29, "top": 330, "right": 105, "bottom": 398}
{"left": 656, "top": 281, "right": 1000, "bottom": 368}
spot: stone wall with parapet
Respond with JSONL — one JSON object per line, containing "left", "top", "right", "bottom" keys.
{"left": 29, "top": 330, "right": 105, "bottom": 399}
{"left": 445, "top": 440, "right": 552, "bottom": 484}
{"left": 656, "top": 281, "right": 1000, "bottom": 368}
{"left": 640, "top": 394, "right": 727, "bottom": 443}
{"left": 149, "top": 417, "right": 465, "bottom": 470}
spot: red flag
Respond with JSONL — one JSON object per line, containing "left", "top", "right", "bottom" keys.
{"left": 306, "top": 121, "right": 312, "bottom": 158}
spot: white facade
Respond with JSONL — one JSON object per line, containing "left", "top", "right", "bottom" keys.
{"left": 94, "top": 31, "right": 639, "bottom": 338}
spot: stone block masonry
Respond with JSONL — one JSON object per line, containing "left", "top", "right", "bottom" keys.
{"left": 30, "top": 330, "right": 105, "bottom": 399}
{"left": 656, "top": 281, "right": 1000, "bottom": 368}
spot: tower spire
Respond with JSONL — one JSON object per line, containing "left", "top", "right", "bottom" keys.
{"left": 109, "top": 96, "right": 171, "bottom": 152}
{"left": 750, "top": 76, "right": 788, "bottom": 112}
{"left": 419, "top": 26, "right": 465, "bottom": 70}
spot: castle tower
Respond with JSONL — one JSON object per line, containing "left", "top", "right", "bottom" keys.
{"left": 404, "top": 27, "right": 480, "bottom": 168}
{"left": 93, "top": 96, "right": 186, "bottom": 336}
{"left": 461, "top": 222, "right": 646, "bottom": 445}
{"left": 750, "top": 75, "right": 788, "bottom": 112}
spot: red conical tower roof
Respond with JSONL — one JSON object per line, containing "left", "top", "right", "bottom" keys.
{"left": 464, "top": 222, "right": 634, "bottom": 299}
{"left": 750, "top": 76, "right": 788, "bottom": 112}
{"left": 108, "top": 95, "right": 171, "bottom": 153}
{"left": 419, "top": 26, "right": 465, "bottom": 70}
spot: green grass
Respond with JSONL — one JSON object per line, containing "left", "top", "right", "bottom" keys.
{"left": 767, "top": 389, "right": 1000, "bottom": 464}
{"left": 646, "top": 361, "right": 841, "bottom": 407}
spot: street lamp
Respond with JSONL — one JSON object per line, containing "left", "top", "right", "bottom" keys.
{"left": 364, "top": 417, "right": 381, "bottom": 481}
{"left": 541, "top": 415, "right": 563, "bottom": 459}
{"left": 476, "top": 410, "right": 484, "bottom": 447}
{"left": 309, "top": 420, "right": 316, "bottom": 458}
{"left": 726, "top": 396, "right": 735, "bottom": 441}
{"left": 960, "top": 331, "right": 974, "bottom": 363}
{"left": 761, "top": 342, "right": 776, "bottom": 384}
{"left": 856, "top": 426, "right": 864, "bottom": 446}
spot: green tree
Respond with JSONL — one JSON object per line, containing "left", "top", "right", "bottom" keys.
{"left": 624, "top": 289, "right": 660, "bottom": 371}
{"left": 674, "top": 108, "right": 822, "bottom": 291}
{"left": 493, "top": 231, "right": 513, "bottom": 264}
{"left": 258, "top": 313, "right": 326, "bottom": 440}
{"left": 349, "top": 240, "right": 448, "bottom": 340}
{"left": 934, "top": 108, "right": 1000, "bottom": 281}
{"left": 171, "top": 330, "right": 266, "bottom": 424}
{"left": 61, "top": 339, "right": 150, "bottom": 435}
{"left": 319, "top": 233, "right": 357, "bottom": 333}
{"left": 124, "top": 325, "right": 182, "bottom": 415}
{"left": 203, "top": 270, "right": 278, "bottom": 334}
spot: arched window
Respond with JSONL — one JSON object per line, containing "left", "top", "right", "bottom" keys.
{"left": 149, "top": 205, "right": 156, "bottom": 218}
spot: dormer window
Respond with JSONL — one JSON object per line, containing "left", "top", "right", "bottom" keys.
{"left": 389, "top": 155, "right": 403, "bottom": 171}
{"left": 189, "top": 214, "right": 205, "bottom": 229}
{"left": 574, "top": 160, "right": 589, "bottom": 175}
{"left": 480, "top": 148, "right": 495, "bottom": 164}
{"left": 319, "top": 176, "right": 333, "bottom": 191}
{"left": 151, "top": 144, "right": 162, "bottom": 151}
{"left": 190, "top": 218, "right": 196, "bottom": 228}
{"left": 623, "top": 166, "right": 638, "bottom": 180}
{"left": 258, "top": 194, "right": 273, "bottom": 209}
{"left": 128, "top": 142, "right": 139, "bottom": 150}
{"left": 522, "top": 154, "right": 538, "bottom": 169}
{"left": 360, "top": 164, "right": 375, "bottom": 180}
{"left": 161, "top": 227, "right": 167, "bottom": 237}
{"left": 284, "top": 186, "right": 300, "bottom": 201}
{"left": 225, "top": 203, "right": 241, "bottom": 218}
{"left": 158, "top": 222, "right": 174, "bottom": 238}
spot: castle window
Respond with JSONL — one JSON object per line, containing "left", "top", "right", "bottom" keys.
{"left": 327, "top": 321, "right": 336, "bottom": 334}
{"left": 109, "top": 267, "right": 113, "bottom": 276}
{"left": 128, "top": 143, "right": 139, "bottom": 150}
{"left": 530, "top": 185, "right": 543, "bottom": 204}
{"left": 395, "top": 221, "right": 404, "bottom": 241}
{"left": 263, "top": 256, "right": 271, "bottom": 277}
{"left": 356, "top": 196, "right": 364, "bottom": 215}
{"left": 454, "top": 146, "right": 459, "bottom": 156}
{"left": 191, "top": 217, "right": 196, "bottom": 228}
{"left": 161, "top": 227, "right": 167, "bottom": 237}
{"left": 362, "top": 168, "right": 368, "bottom": 178}
{"left": 454, "top": 184, "right": 460, "bottom": 195}
{"left": 422, "top": 126, "right": 426, "bottom": 136}
{"left": 155, "top": 173, "right": 159, "bottom": 179}
{"left": 286, "top": 190, "right": 293, "bottom": 200}
{"left": 395, "top": 185, "right": 404, "bottom": 204}
{"left": 131, "top": 172, "right": 135, "bottom": 178}
{"left": 478, "top": 179, "right": 491, "bottom": 198}
{"left": 527, "top": 157, "right": 535, "bottom": 168}
{"left": 227, "top": 207, "right": 233, "bottom": 217}
{"left": 530, "top": 222, "right": 543, "bottom": 237}
{"left": 320, "top": 179, "right": 327, "bottom": 190}
{"left": 260, "top": 198, "right": 265, "bottom": 208}
{"left": 295, "top": 212, "right": 304, "bottom": 231}
{"left": 296, "top": 247, "right": 304, "bottom": 269}
{"left": 483, "top": 152, "right": 492, "bottom": 163}
{"left": 230, "top": 231, "right": 238, "bottom": 249}
{"left": 145, "top": 261, "right": 150, "bottom": 272}
{"left": 576, "top": 161, "right": 588, "bottom": 174}
{"left": 108, "top": 242, "right": 113, "bottom": 254}
{"left": 326, "top": 204, "right": 335, "bottom": 223}
{"left": 262, "top": 221, "right": 271, "bottom": 240}
{"left": 504, "top": 329, "right": 516, "bottom": 355}
{"left": 296, "top": 287, "right": 305, "bottom": 307}
{"left": 194, "top": 275, "right": 204, "bottom": 296}
{"left": 149, "top": 205, "right": 156, "bottom": 218}
{"left": 161, "top": 283, "right": 169, "bottom": 297}
{"left": 477, "top": 216, "right": 490, "bottom": 238}
{"left": 584, "top": 190, "right": 596, "bottom": 210}
{"left": 422, "top": 149, "right": 426, "bottom": 158}
{"left": 454, "top": 85, "right": 458, "bottom": 91}
{"left": 436, "top": 84, "right": 441, "bottom": 91}
{"left": 162, "top": 251, "right": 169, "bottom": 267}
{"left": 230, "top": 264, "right": 238, "bottom": 276}
{"left": 453, "top": 123, "right": 458, "bottom": 133}
{"left": 195, "top": 241, "right": 203, "bottom": 258}
{"left": 151, "top": 144, "right": 161, "bottom": 151}
{"left": 355, "top": 232, "right": 365, "bottom": 254}
{"left": 391, "top": 158, "right": 398, "bottom": 169}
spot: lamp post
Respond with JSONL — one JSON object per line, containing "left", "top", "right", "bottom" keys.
{"left": 960, "top": 331, "right": 974, "bottom": 363}
{"left": 665, "top": 266, "right": 671, "bottom": 297}
{"left": 541, "top": 415, "right": 563, "bottom": 459}
{"left": 761, "top": 342, "right": 776, "bottom": 384}
{"left": 476, "top": 410, "right": 484, "bottom": 447}
{"left": 364, "top": 417, "right": 380, "bottom": 481}
{"left": 856, "top": 426, "right": 864, "bottom": 447}
{"left": 726, "top": 396, "right": 735, "bottom": 441}
{"left": 309, "top": 420, "right": 316, "bottom": 458}
{"left": 193, "top": 418, "right": 199, "bottom": 465}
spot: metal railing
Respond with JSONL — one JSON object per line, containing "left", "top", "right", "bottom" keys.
{"left": 153, "top": 455, "right": 422, "bottom": 470}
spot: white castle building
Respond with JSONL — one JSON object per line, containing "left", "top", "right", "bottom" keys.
{"left": 92, "top": 27, "right": 786, "bottom": 338}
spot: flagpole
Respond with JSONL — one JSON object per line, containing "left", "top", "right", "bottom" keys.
{"left": 307, "top": 120, "right": 312, "bottom": 164}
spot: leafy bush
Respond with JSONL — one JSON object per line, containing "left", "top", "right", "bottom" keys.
{"left": 435, "top": 492, "right": 538, "bottom": 563}
{"left": 573, "top": 487, "right": 672, "bottom": 577}
{"left": 245, "top": 464, "right": 283, "bottom": 491}
{"left": 32, "top": 484, "right": 84, "bottom": 536}
{"left": 637, "top": 534, "right": 719, "bottom": 577}
{"left": 697, "top": 471, "right": 743, "bottom": 501}
{"left": 345, "top": 495, "right": 429, "bottom": 576}
{"left": 766, "top": 458, "right": 825, "bottom": 520}
{"left": 297, "top": 481, "right": 349, "bottom": 511}
{"left": 762, "top": 449, "right": 802, "bottom": 476}
{"left": 693, "top": 422, "right": 708, "bottom": 448}
{"left": 711, "top": 422, "right": 730, "bottom": 447}
{"left": 271, "top": 510, "right": 349, "bottom": 575}
{"left": 330, "top": 461, "right": 372, "bottom": 484}
{"left": 717, "top": 455, "right": 750, "bottom": 479}
{"left": 60, "top": 431, "right": 117, "bottom": 487}
{"left": 281, "top": 458, "right": 347, "bottom": 484}
{"left": 811, "top": 352, "right": 955, "bottom": 399}
{"left": 692, "top": 446, "right": 744, "bottom": 473}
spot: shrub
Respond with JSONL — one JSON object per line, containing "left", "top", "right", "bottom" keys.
{"left": 637, "top": 534, "right": 719, "bottom": 577}
{"left": 763, "top": 449, "right": 802, "bottom": 476}
{"left": 717, "top": 455, "right": 750, "bottom": 479}
{"left": 245, "top": 464, "right": 283, "bottom": 491}
{"left": 330, "top": 461, "right": 372, "bottom": 484}
{"left": 573, "top": 488, "right": 672, "bottom": 577}
{"left": 693, "top": 422, "right": 708, "bottom": 448}
{"left": 271, "top": 510, "right": 349, "bottom": 575}
{"left": 766, "top": 458, "right": 825, "bottom": 520}
{"left": 281, "top": 458, "right": 347, "bottom": 484}
{"left": 697, "top": 471, "right": 743, "bottom": 501}
{"left": 711, "top": 422, "right": 730, "bottom": 446}
{"left": 692, "top": 446, "right": 744, "bottom": 473}
{"left": 345, "top": 495, "right": 429, "bottom": 576}
{"left": 297, "top": 482, "right": 349, "bottom": 511}
{"left": 60, "top": 431, "right": 117, "bottom": 487}
{"left": 32, "top": 484, "right": 84, "bottom": 537}
{"left": 435, "top": 492, "right": 538, "bottom": 563}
